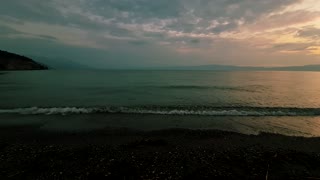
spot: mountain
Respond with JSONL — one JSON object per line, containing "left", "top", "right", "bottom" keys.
{"left": 156, "top": 64, "right": 320, "bottom": 71}
{"left": 265, "top": 65, "right": 320, "bottom": 71}
{"left": 163, "top": 65, "right": 251, "bottom": 71}
{"left": 0, "top": 50, "right": 48, "bottom": 70}
{"left": 30, "top": 56, "right": 92, "bottom": 70}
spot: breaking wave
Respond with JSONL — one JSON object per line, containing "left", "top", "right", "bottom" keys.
{"left": 0, "top": 106, "right": 320, "bottom": 116}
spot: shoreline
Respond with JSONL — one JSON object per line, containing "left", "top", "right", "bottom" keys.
{"left": 1, "top": 113, "right": 319, "bottom": 138}
{"left": 1, "top": 125, "right": 320, "bottom": 179}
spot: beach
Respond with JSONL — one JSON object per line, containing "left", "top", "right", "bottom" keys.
{"left": 1, "top": 71, "right": 320, "bottom": 179}
{"left": 1, "top": 125, "right": 320, "bottom": 179}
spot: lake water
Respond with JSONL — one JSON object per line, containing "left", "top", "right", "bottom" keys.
{"left": 1, "top": 70, "right": 320, "bottom": 137}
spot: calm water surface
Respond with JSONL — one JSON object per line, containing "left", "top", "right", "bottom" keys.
{"left": 1, "top": 70, "right": 320, "bottom": 137}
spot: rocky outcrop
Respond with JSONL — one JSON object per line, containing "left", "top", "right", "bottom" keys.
{"left": 0, "top": 50, "right": 48, "bottom": 70}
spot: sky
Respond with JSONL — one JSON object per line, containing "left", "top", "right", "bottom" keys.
{"left": 0, "top": 0, "right": 320, "bottom": 68}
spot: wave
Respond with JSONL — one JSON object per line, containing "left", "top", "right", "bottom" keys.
{"left": 162, "top": 85, "right": 264, "bottom": 92}
{"left": 164, "top": 85, "right": 211, "bottom": 89}
{"left": 0, "top": 106, "right": 320, "bottom": 116}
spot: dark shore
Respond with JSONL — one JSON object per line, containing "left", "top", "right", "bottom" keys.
{"left": 1, "top": 126, "right": 320, "bottom": 179}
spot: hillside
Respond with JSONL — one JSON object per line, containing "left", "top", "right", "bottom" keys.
{"left": 0, "top": 50, "right": 48, "bottom": 70}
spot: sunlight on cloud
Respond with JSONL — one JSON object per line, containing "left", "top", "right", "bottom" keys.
{"left": 283, "top": 0, "right": 320, "bottom": 12}
{"left": 307, "top": 46, "right": 320, "bottom": 54}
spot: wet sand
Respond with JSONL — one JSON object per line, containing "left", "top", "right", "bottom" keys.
{"left": 1, "top": 125, "right": 320, "bottom": 179}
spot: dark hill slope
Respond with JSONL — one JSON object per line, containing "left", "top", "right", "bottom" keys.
{"left": 0, "top": 50, "right": 48, "bottom": 70}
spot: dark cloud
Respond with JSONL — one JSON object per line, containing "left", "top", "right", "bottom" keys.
{"left": 37, "top": 35, "right": 58, "bottom": 41}
{"left": 0, "top": 25, "right": 20, "bottom": 35}
{"left": 0, "top": 0, "right": 301, "bottom": 34}
{"left": 0, "top": 15, "right": 24, "bottom": 24}
{"left": 297, "top": 27, "right": 320, "bottom": 38}
{"left": 190, "top": 39, "right": 200, "bottom": 44}
{"left": 0, "top": 24, "right": 58, "bottom": 41}
{"left": 0, "top": 1, "right": 64, "bottom": 24}
{"left": 94, "top": 0, "right": 182, "bottom": 19}
{"left": 210, "top": 21, "right": 239, "bottom": 33}
{"left": 128, "top": 40, "right": 148, "bottom": 46}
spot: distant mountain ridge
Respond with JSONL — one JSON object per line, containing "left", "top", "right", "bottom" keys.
{"left": 1, "top": 49, "right": 319, "bottom": 71}
{"left": 0, "top": 50, "right": 48, "bottom": 70}
{"left": 156, "top": 64, "right": 320, "bottom": 71}
{"left": 30, "top": 56, "right": 91, "bottom": 70}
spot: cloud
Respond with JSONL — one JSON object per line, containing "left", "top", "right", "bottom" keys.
{"left": 0, "top": 25, "right": 20, "bottom": 35}
{"left": 0, "top": 24, "right": 58, "bottom": 42}
{"left": 271, "top": 43, "right": 312, "bottom": 54}
{"left": 0, "top": 1, "right": 63, "bottom": 24}
{"left": 297, "top": 26, "right": 320, "bottom": 38}
{"left": 1, "top": 0, "right": 303, "bottom": 36}
{"left": 247, "top": 10, "right": 320, "bottom": 31}
{"left": 0, "top": 0, "right": 319, "bottom": 67}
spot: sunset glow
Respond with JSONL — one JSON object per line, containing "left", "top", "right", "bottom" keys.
{"left": 0, "top": 0, "right": 319, "bottom": 67}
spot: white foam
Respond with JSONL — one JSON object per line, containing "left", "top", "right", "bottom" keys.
{"left": 122, "top": 109, "right": 299, "bottom": 116}
{"left": 0, "top": 106, "right": 315, "bottom": 116}
{"left": 0, "top": 107, "right": 95, "bottom": 115}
